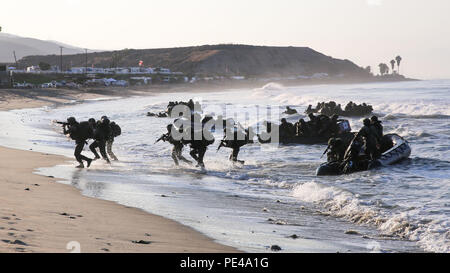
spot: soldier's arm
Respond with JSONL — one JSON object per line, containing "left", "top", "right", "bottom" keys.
{"left": 63, "top": 125, "right": 74, "bottom": 135}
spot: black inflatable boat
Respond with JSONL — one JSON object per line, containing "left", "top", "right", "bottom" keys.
{"left": 258, "top": 120, "right": 352, "bottom": 145}
{"left": 316, "top": 134, "right": 411, "bottom": 176}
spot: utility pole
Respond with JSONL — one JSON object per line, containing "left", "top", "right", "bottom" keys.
{"left": 85, "top": 48, "right": 88, "bottom": 74}
{"left": 60, "top": 46, "right": 64, "bottom": 72}
{"left": 13, "top": 51, "right": 18, "bottom": 68}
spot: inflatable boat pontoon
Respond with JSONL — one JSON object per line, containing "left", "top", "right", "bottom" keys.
{"left": 316, "top": 134, "right": 411, "bottom": 176}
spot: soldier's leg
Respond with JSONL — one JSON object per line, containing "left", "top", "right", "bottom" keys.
{"left": 171, "top": 146, "right": 180, "bottom": 166}
{"left": 176, "top": 145, "right": 192, "bottom": 164}
{"left": 106, "top": 139, "right": 118, "bottom": 161}
{"left": 232, "top": 147, "right": 240, "bottom": 161}
{"left": 75, "top": 141, "right": 92, "bottom": 168}
{"left": 197, "top": 146, "right": 207, "bottom": 167}
{"left": 89, "top": 141, "right": 101, "bottom": 159}
{"left": 190, "top": 148, "right": 199, "bottom": 163}
{"left": 98, "top": 140, "right": 110, "bottom": 163}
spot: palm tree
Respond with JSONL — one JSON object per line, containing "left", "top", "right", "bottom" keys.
{"left": 378, "top": 63, "right": 384, "bottom": 75}
{"left": 390, "top": 59, "right": 396, "bottom": 74}
{"left": 378, "top": 63, "right": 389, "bottom": 75}
{"left": 395, "top": 55, "right": 402, "bottom": 74}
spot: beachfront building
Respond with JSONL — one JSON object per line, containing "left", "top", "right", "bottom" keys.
{"left": 114, "top": 68, "right": 131, "bottom": 74}
{"left": 154, "top": 67, "right": 171, "bottom": 74}
{"left": 26, "top": 66, "right": 41, "bottom": 73}
{"left": 19, "top": 65, "right": 175, "bottom": 76}
{"left": 129, "top": 67, "right": 141, "bottom": 73}
{"left": 70, "top": 67, "right": 85, "bottom": 74}
{"left": 0, "top": 65, "right": 10, "bottom": 87}
{"left": 130, "top": 76, "right": 152, "bottom": 85}
{"left": 312, "top": 72, "right": 329, "bottom": 79}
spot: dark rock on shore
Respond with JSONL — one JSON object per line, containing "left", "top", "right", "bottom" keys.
{"left": 270, "top": 245, "right": 282, "bottom": 251}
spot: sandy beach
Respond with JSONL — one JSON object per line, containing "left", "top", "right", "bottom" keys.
{"left": 0, "top": 88, "right": 238, "bottom": 253}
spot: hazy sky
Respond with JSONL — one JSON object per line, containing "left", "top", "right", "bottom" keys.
{"left": 1, "top": 0, "right": 449, "bottom": 79}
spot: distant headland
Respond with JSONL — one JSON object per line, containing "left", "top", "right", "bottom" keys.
{"left": 1, "top": 43, "right": 416, "bottom": 89}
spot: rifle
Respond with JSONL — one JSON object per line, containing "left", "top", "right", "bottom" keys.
{"left": 55, "top": 121, "right": 69, "bottom": 126}
{"left": 320, "top": 145, "right": 330, "bottom": 159}
{"left": 155, "top": 134, "right": 167, "bottom": 144}
{"left": 343, "top": 133, "right": 358, "bottom": 160}
{"left": 216, "top": 140, "right": 226, "bottom": 152}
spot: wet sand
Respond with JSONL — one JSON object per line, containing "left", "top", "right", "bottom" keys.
{"left": 0, "top": 88, "right": 238, "bottom": 253}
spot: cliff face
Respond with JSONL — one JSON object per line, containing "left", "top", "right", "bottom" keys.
{"left": 16, "top": 44, "right": 368, "bottom": 77}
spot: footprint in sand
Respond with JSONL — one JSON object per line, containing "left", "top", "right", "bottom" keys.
{"left": 132, "top": 240, "right": 152, "bottom": 245}
{"left": 59, "top": 212, "right": 82, "bottom": 219}
{"left": 1, "top": 239, "right": 28, "bottom": 246}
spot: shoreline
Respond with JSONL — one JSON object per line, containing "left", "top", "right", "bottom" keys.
{"left": 0, "top": 75, "right": 419, "bottom": 111}
{"left": 0, "top": 89, "right": 239, "bottom": 253}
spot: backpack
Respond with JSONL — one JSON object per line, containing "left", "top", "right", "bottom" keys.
{"left": 70, "top": 121, "right": 92, "bottom": 141}
{"left": 110, "top": 122, "right": 121, "bottom": 137}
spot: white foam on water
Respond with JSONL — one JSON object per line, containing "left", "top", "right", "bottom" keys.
{"left": 292, "top": 181, "right": 449, "bottom": 252}
{"left": 1, "top": 79, "right": 449, "bottom": 253}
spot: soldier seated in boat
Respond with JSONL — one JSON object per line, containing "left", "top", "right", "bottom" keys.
{"left": 326, "top": 138, "right": 346, "bottom": 163}
{"left": 370, "top": 116, "right": 383, "bottom": 140}
{"left": 284, "top": 106, "right": 298, "bottom": 115}
{"left": 344, "top": 101, "right": 354, "bottom": 112}
{"left": 317, "top": 114, "right": 331, "bottom": 136}
{"left": 279, "top": 118, "right": 295, "bottom": 139}
{"left": 356, "top": 118, "right": 380, "bottom": 160}
{"left": 307, "top": 113, "right": 321, "bottom": 136}
{"left": 295, "top": 118, "right": 311, "bottom": 137}
{"left": 320, "top": 114, "right": 340, "bottom": 137}
{"left": 341, "top": 136, "right": 369, "bottom": 173}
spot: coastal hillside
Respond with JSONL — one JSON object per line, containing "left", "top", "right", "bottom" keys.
{"left": 16, "top": 44, "right": 369, "bottom": 78}
{"left": 0, "top": 33, "right": 88, "bottom": 63}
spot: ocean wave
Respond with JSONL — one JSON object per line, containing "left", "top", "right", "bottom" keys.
{"left": 383, "top": 113, "right": 450, "bottom": 120}
{"left": 407, "top": 157, "right": 450, "bottom": 172}
{"left": 258, "top": 82, "right": 286, "bottom": 91}
{"left": 292, "top": 181, "right": 449, "bottom": 252}
{"left": 376, "top": 102, "right": 450, "bottom": 117}
{"left": 389, "top": 125, "right": 438, "bottom": 140}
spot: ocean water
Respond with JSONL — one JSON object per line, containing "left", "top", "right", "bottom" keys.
{"left": 0, "top": 80, "right": 448, "bottom": 253}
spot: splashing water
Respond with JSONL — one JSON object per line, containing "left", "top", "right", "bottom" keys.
{"left": 1, "top": 79, "right": 448, "bottom": 252}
